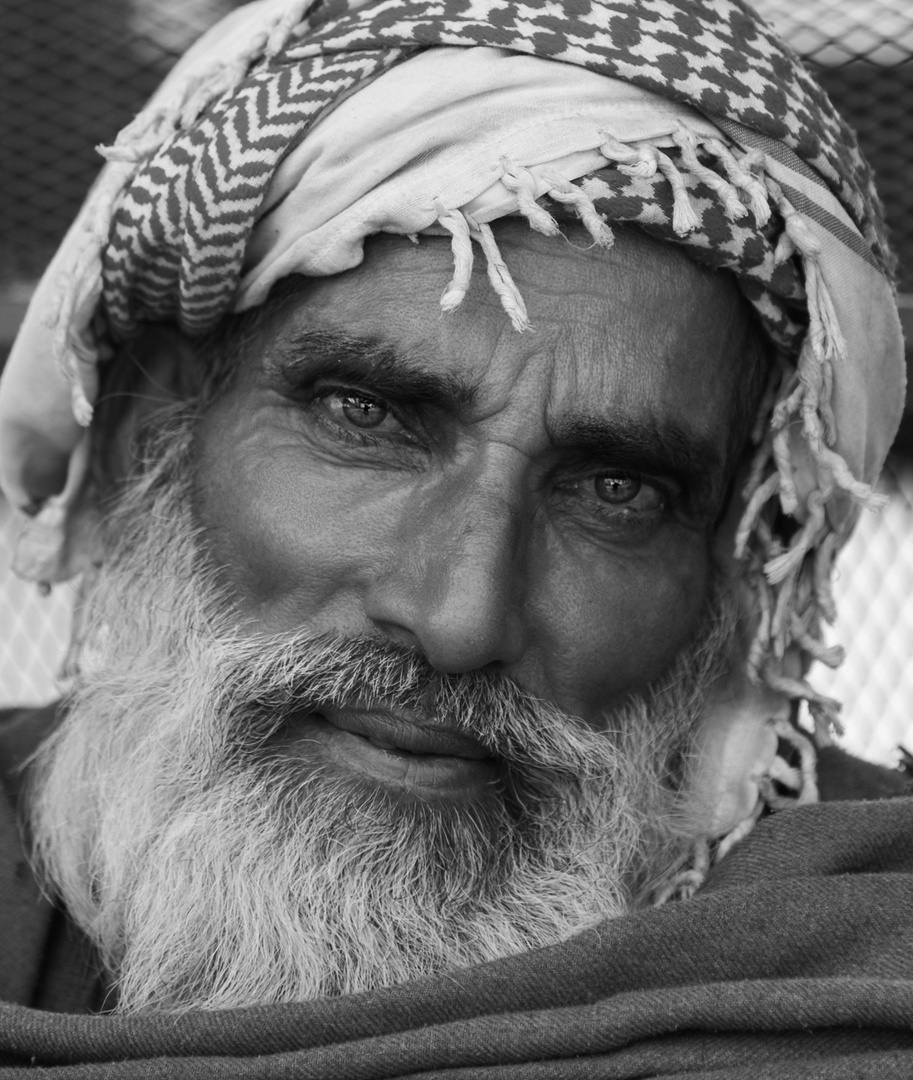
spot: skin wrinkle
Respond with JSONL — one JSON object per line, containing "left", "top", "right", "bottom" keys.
{"left": 183, "top": 223, "right": 753, "bottom": 718}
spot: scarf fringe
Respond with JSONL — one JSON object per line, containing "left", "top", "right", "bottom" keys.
{"left": 500, "top": 159, "right": 562, "bottom": 237}
{"left": 651, "top": 716, "right": 820, "bottom": 906}
{"left": 475, "top": 221, "right": 531, "bottom": 332}
{"left": 539, "top": 171, "right": 615, "bottom": 247}
{"left": 434, "top": 200, "right": 475, "bottom": 312}
{"left": 732, "top": 177, "right": 887, "bottom": 743}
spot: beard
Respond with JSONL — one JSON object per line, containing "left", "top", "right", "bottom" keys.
{"left": 28, "top": 406, "right": 734, "bottom": 1014}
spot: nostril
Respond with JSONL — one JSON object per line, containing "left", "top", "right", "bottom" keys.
{"left": 366, "top": 618, "right": 423, "bottom": 655}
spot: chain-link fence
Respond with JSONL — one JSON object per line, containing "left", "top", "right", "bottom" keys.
{"left": 1, "top": 0, "right": 912, "bottom": 765}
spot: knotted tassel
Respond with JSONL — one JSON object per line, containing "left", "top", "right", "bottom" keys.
{"left": 500, "top": 158, "right": 560, "bottom": 236}
{"left": 672, "top": 126, "right": 747, "bottom": 221}
{"left": 541, "top": 173, "right": 614, "bottom": 247}
{"left": 266, "top": 0, "right": 320, "bottom": 56}
{"left": 597, "top": 131, "right": 656, "bottom": 178}
{"left": 704, "top": 140, "right": 772, "bottom": 225}
{"left": 433, "top": 200, "right": 474, "bottom": 314}
{"left": 654, "top": 149, "right": 700, "bottom": 235}
{"left": 474, "top": 221, "right": 531, "bottom": 332}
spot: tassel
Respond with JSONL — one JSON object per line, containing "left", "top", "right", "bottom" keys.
{"left": 597, "top": 131, "right": 656, "bottom": 177}
{"left": 433, "top": 200, "right": 474, "bottom": 314}
{"left": 790, "top": 613, "right": 844, "bottom": 668}
{"left": 654, "top": 150, "right": 700, "bottom": 234}
{"left": 812, "top": 532, "right": 839, "bottom": 625}
{"left": 540, "top": 173, "right": 614, "bottom": 247}
{"left": 266, "top": 0, "right": 320, "bottom": 57}
{"left": 474, "top": 221, "right": 531, "bottom": 332}
{"left": 762, "top": 671, "right": 842, "bottom": 746}
{"left": 499, "top": 158, "right": 560, "bottom": 236}
{"left": 704, "top": 140, "right": 772, "bottom": 225}
{"left": 672, "top": 126, "right": 747, "bottom": 221}
{"left": 735, "top": 472, "right": 779, "bottom": 559}
{"left": 764, "top": 491, "right": 827, "bottom": 585}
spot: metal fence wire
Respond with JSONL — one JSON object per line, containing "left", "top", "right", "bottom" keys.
{"left": 1, "top": 0, "right": 912, "bottom": 764}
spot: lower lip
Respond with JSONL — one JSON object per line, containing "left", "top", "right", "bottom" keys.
{"left": 282, "top": 714, "right": 500, "bottom": 798}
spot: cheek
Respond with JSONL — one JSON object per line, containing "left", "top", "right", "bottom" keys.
{"left": 191, "top": 407, "right": 390, "bottom": 629}
{"left": 525, "top": 531, "right": 711, "bottom": 723}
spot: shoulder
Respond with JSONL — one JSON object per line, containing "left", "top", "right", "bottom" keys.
{"left": 816, "top": 743, "right": 912, "bottom": 803}
{"left": 0, "top": 702, "right": 106, "bottom": 1012}
{"left": 0, "top": 702, "right": 64, "bottom": 809}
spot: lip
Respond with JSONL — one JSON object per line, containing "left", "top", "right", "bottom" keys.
{"left": 321, "top": 705, "right": 492, "bottom": 760}
{"left": 281, "top": 705, "right": 499, "bottom": 797}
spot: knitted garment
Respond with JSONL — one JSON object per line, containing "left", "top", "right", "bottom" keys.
{"left": 0, "top": 1, "right": 904, "bottom": 749}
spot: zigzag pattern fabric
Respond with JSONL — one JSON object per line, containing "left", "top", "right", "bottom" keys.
{"left": 103, "top": 46, "right": 412, "bottom": 336}
{"left": 101, "top": 0, "right": 888, "bottom": 342}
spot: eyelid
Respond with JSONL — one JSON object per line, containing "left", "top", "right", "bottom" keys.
{"left": 311, "top": 380, "right": 407, "bottom": 418}
{"left": 560, "top": 463, "right": 676, "bottom": 500}
{"left": 306, "top": 383, "right": 430, "bottom": 458}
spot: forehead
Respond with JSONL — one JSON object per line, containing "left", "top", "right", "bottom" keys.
{"left": 243, "top": 221, "right": 753, "bottom": 464}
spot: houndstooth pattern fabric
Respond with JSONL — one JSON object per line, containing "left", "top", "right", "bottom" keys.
{"left": 571, "top": 165, "right": 807, "bottom": 350}
{"left": 101, "top": 0, "right": 889, "bottom": 345}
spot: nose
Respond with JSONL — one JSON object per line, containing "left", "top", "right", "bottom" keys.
{"left": 364, "top": 454, "right": 529, "bottom": 673}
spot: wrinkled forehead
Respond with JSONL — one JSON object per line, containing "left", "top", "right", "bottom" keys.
{"left": 248, "top": 219, "right": 754, "bottom": 354}
{"left": 218, "top": 221, "right": 761, "bottom": 482}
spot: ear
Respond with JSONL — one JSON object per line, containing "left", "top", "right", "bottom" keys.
{"left": 95, "top": 323, "right": 202, "bottom": 486}
{"left": 9, "top": 323, "right": 202, "bottom": 585}
{"left": 688, "top": 468, "right": 788, "bottom": 839}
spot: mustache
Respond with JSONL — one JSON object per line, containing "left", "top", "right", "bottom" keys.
{"left": 214, "top": 630, "right": 623, "bottom": 782}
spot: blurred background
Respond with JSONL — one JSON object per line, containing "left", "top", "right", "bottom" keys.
{"left": 1, "top": 0, "right": 912, "bottom": 765}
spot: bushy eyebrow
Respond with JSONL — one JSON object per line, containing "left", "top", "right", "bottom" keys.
{"left": 270, "top": 328, "right": 478, "bottom": 412}
{"left": 270, "top": 326, "right": 725, "bottom": 504}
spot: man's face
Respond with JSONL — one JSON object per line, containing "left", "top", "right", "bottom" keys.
{"left": 193, "top": 221, "right": 751, "bottom": 800}
{"left": 30, "top": 221, "right": 755, "bottom": 1011}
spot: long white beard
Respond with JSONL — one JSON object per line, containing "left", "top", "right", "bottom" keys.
{"left": 28, "top": 409, "right": 732, "bottom": 1013}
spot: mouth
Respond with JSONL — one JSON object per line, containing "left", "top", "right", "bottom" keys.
{"left": 322, "top": 705, "right": 492, "bottom": 758}
{"left": 282, "top": 704, "right": 500, "bottom": 798}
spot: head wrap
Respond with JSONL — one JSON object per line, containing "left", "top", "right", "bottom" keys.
{"left": 0, "top": 0, "right": 905, "bottom": 850}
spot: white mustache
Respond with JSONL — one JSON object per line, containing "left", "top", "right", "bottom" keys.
{"left": 218, "top": 630, "right": 622, "bottom": 782}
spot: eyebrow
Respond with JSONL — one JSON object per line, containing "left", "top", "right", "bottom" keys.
{"left": 269, "top": 327, "right": 478, "bottom": 413}
{"left": 548, "top": 415, "right": 725, "bottom": 505}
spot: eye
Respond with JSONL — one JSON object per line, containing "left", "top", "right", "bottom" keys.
{"left": 335, "top": 392, "right": 392, "bottom": 429}
{"left": 317, "top": 389, "right": 408, "bottom": 439}
{"left": 591, "top": 473, "right": 664, "bottom": 512}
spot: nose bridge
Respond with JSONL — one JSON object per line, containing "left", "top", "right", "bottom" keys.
{"left": 439, "top": 461, "right": 523, "bottom": 600}
{"left": 368, "top": 447, "right": 530, "bottom": 672}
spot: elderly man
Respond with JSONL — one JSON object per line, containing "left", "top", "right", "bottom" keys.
{"left": 1, "top": 0, "right": 912, "bottom": 1073}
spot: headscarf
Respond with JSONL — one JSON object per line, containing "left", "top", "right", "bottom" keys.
{"left": 0, "top": 0, "right": 905, "bottom": 848}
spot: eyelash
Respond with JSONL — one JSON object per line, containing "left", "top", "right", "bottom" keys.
{"left": 558, "top": 473, "right": 671, "bottom": 534}
{"left": 305, "top": 386, "right": 415, "bottom": 450}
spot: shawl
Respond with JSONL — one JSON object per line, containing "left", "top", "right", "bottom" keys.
{"left": 1, "top": 769, "right": 912, "bottom": 1077}
{"left": 2, "top": 707, "right": 912, "bottom": 1077}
